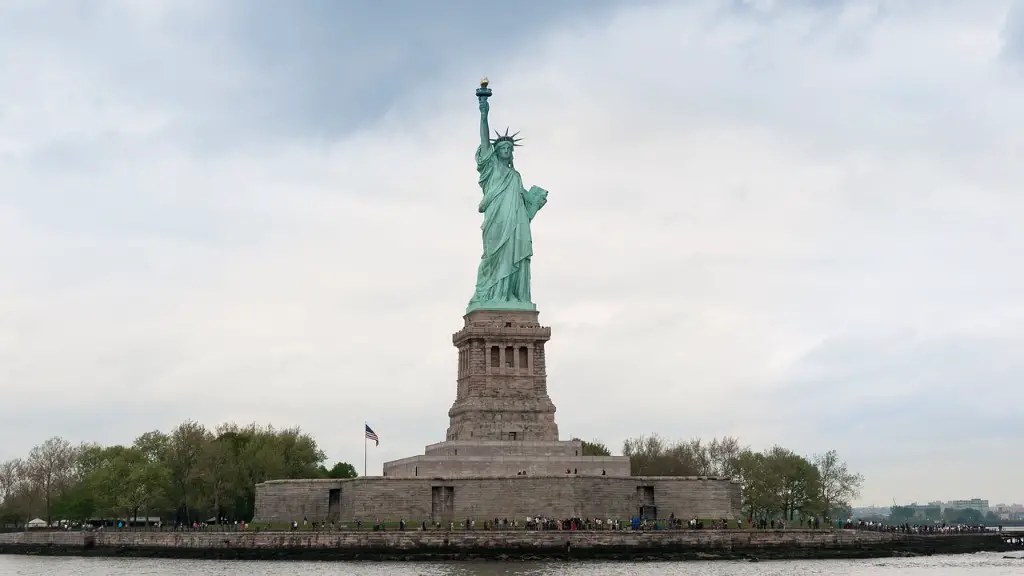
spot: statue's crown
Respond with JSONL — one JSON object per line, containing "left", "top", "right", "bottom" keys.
{"left": 491, "top": 127, "right": 523, "bottom": 147}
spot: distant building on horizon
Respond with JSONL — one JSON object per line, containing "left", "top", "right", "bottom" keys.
{"left": 992, "top": 503, "right": 1024, "bottom": 521}
{"left": 852, "top": 506, "right": 890, "bottom": 519}
{"left": 945, "top": 499, "right": 989, "bottom": 512}
{"left": 905, "top": 503, "right": 942, "bottom": 521}
{"left": 864, "top": 499, "right": 1018, "bottom": 520}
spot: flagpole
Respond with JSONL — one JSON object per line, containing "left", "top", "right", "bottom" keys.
{"left": 363, "top": 421, "right": 367, "bottom": 478}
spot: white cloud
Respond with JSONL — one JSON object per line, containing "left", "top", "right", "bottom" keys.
{"left": 1, "top": 0, "right": 1022, "bottom": 505}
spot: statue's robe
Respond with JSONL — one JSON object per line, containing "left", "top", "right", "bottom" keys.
{"left": 468, "top": 142, "right": 547, "bottom": 310}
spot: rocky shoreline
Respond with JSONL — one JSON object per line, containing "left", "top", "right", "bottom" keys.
{"left": 0, "top": 529, "right": 1011, "bottom": 562}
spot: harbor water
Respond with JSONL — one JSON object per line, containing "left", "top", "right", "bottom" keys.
{"left": 1, "top": 551, "right": 1022, "bottom": 575}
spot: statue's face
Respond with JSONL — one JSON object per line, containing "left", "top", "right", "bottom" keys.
{"left": 496, "top": 142, "right": 513, "bottom": 162}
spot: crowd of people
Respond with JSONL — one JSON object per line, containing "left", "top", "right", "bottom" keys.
{"left": 849, "top": 519, "right": 994, "bottom": 534}
{"left": 58, "top": 514, "right": 1012, "bottom": 536}
{"left": 278, "top": 514, "right": 868, "bottom": 532}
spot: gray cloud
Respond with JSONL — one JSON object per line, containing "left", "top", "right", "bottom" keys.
{"left": 216, "top": 0, "right": 645, "bottom": 140}
{"left": 1002, "top": 0, "right": 1024, "bottom": 62}
{"left": 1, "top": 0, "right": 1022, "bottom": 507}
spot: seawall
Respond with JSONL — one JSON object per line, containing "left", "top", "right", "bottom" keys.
{"left": 0, "top": 529, "right": 1011, "bottom": 561}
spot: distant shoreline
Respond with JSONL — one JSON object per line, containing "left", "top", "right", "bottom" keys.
{"left": 0, "top": 529, "right": 1014, "bottom": 561}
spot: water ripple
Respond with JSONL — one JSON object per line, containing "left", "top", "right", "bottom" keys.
{"left": 0, "top": 553, "right": 1021, "bottom": 576}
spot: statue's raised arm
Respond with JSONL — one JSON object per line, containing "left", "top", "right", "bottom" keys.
{"left": 477, "top": 77, "right": 491, "bottom": 147}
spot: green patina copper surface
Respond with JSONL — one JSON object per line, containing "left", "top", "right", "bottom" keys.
{"left": 467, "top": 78, "right": 548, "bottom": 313}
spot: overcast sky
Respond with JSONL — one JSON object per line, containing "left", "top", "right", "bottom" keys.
{"left": 2, "top": 0, "right": 1023, "bottom": 507}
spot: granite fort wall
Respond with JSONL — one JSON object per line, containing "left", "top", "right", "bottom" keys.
{"left": 382, "top": 454, "right": 631, "bottom": 478}
{"left": 423, "top": 439, "right": 584, "bottom": 457}
{"left": 0, "top": 529, "right": 1010, "bottom": 561}
{"left": 254, "top": 475, "right": 740, "bottom": 524}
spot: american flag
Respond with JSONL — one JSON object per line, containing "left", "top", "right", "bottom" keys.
{"left": 364, "top": 424, "right": 379, "bottom": 446}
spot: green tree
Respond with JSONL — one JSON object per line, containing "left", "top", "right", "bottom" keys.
{"left": 318, "top": 462, "right": 358, "bottom": 479}
{"left": 90, "top": 447, "right": 167, "bottom": 524}
{"left": 734, "top": 447, "right": 822, "bottom": 521}
{"left": 0, "top": 459, "right": 21, "bottom": 508}
{"left": 0, "top": 483, "right": 38, "bottom": 526}
{"left": 812, "top": 449, "right": 863, "bottom": 521}
{"left": 133, "top": 431, "right": 170, "bottom": 462}
{"left": 52, "top": 479, "right": 96, "bottom": 523}
{"left": 765, "top": 447, "right": 821, "bottom": 520}
{"left": 52, "top": 443, "right": 113, "bottom": 523}
{"left": 571, "top": 438, "right": 611, "bottom": 456}
{"left": 623, "top": 434, "right": 698, "bottom": 476}
{"left": 735, "top": 450, "right": 781, "bottom": 519}
{"left": 945, "top": 507, "right": 983, "bottom": 524}
{"left": 889, "top": 505, "right": 916, "bottom": 524}
{"left": 202, "top": 431, "right": 235, "bottom": 524}
{"left": 165, "top": 421, "right": 211, "bottom": 523}
{"left": 707, "top": 437, "right": 744, "bottom": 478}
{"left": 0, "top": 459, "right": 26, "bottom": 524}
{"left": 622, "top": 435, "right": 745, "bottom": 478}
{"left": 26, "top": 437, "right": 77, "bottom": 526}
{"left": 217, "top": 423, "right": 325, "bottom": 521}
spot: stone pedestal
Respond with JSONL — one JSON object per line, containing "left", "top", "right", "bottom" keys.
{"left": 382, "top": 308, "right": 633, "bottom": 479}
{"left": 446, "top": 309, "right": 558, "bottom": 442}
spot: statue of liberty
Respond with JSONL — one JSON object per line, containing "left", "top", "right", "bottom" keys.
{"left": 467, "top": 78, "right": 548, "bottom": 313}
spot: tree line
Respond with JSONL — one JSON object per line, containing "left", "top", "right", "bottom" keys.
{"left": 576, "top": 434, "right": 864, "bottom": 522}
{"left": 0, "top": 421, "right": 355, "bottom": 527}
